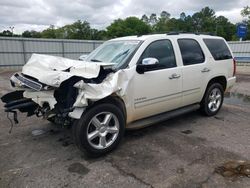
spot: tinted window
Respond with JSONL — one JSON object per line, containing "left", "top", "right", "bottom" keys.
{"left": 178, "top": 39, "right": 205, "bottom": 66}
{"left": 140, "top": 40, "right": 176, "bottom": 69}
{"left": 203, "top": 39, "right": 232, "bottom": 60}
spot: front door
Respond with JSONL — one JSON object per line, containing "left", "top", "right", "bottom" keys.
{"left": 131, "top": 39, "right": 182, "bottom": 121}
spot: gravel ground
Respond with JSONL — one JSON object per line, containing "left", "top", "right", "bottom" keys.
{"left": 0, "top": 69, "right": 250, "bottom": 188}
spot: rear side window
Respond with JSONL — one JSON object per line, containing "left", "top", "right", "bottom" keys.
{"left": 178, "top": 39, "right": 205, "bottom": 66}
{"left": 203, "top": 39, "right": 232, "bottom": 60}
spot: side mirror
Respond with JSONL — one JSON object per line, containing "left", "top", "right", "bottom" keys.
{"left": 142, "top": 58, "right": 159, "bottom": 65}
{"left": 136, "top": 58, "right": 159, "bottom": 74}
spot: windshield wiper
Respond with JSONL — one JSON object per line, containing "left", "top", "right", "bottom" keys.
{"left": 90, "top": 59, "right": 102, "bottom": 62}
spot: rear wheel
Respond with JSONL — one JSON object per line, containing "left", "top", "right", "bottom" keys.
{"left": 73, "top": 103, "right": 125, "bottom": 157}
{"left": 200, "top": 83, "right": 224, "bottom": 116}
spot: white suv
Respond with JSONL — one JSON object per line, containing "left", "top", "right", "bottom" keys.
{"left": 1, "top": 33, "right": 236, "bottom": 156}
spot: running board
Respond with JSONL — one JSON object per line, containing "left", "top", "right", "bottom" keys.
{"left": 126, "top": 104, "right": 200, "bottom": 130}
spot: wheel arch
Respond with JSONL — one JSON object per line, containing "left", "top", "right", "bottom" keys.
{"left": 201, "top": 75, "right": 227, "bottom": 103}
{"left": 87, "top": 94, "right": 127, "bottom": 121}
{"left": 207, "top": 76, "right": 227, "bottom": 91}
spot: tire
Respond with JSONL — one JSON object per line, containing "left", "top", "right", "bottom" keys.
{"left": 73, "top": 103, "right": 125, "bottom": 157}
{"left": 200, "top": 83, "right": 224, "bottom": 116}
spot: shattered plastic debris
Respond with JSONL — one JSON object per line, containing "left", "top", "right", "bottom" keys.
{"left": 215, "top": 160, "right": 250, "bottom": 178}
{"left": 31, "top": 129, "right": 47, "bottom": 136}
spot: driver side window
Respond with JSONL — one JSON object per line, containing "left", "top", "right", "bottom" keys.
{"left": 140, "top": 40, "right": 177, "bottom": 69}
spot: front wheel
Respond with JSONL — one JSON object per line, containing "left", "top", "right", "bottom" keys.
{"left": 73, "top": 103, "right": 125, "bottom": 157}
{"left": 200, "top": 83, "right": 224, "bottom": 116}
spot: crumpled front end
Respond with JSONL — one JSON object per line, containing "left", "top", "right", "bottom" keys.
{"left": 1, "top": 54, "right": 135, "bottom": 127}
{"left": 1, "top": 72, "right": 67, "bottom": 126}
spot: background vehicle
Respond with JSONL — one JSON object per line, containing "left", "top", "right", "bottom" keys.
{"left": 1, "top": 33, "right": 236, "bottom": 156}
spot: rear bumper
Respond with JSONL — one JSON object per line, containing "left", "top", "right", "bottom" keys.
{"left": 226, "top": 76, "right": 236, "bottom": 91}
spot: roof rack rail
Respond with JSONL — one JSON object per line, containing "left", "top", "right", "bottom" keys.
{"left": 166, "top": 31, "right": 199, "bottom": 35}
{"left": 199, "top": 32, "right": 216, "bottom": 36}
{"left": 166, "top": 32, "right": 180, "bottom": 35}
{"left": 166, "top": 32, "right": 215, "bottom": 36}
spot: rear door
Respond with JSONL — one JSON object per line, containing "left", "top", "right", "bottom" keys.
{"left": 177, "top": 38, "right": 210, "bottom": 106}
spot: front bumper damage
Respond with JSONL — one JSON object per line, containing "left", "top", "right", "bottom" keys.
{"left": 1, "top": 54, "right": 135, "bottom": 129}
{"left": 1, "top": 71, "right": 102, "bottom": 127}
{"left": 2, "top": 91, "right": 38, "bottom": 120}
{"left": 2, "top": 91, "right": 37, "bottom": 114}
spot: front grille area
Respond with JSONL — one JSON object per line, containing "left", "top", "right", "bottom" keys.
{"left": 11, "top": 73, "right": 43, "bottom": 91}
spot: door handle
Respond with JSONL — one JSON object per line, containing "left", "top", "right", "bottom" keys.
{"left": 169, "top": 73, "right": 181, "bottom": 79}
{"left": 201, "top": 68, "right": 210, "bottom": 73}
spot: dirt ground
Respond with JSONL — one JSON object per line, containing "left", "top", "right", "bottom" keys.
{"left": 0, "top": 68, "right": 250, "bottom": 188}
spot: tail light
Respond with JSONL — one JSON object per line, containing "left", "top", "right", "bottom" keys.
{"left": 233, "top": 58, "right": 236, "bottom": 76}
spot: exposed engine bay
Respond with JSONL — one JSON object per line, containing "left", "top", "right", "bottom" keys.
{"left": 1, "top": 54, "right": 135, "bottom": 129}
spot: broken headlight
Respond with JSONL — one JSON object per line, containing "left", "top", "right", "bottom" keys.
{"left": 10, "top": 73, "right": 53, "bottom": 91}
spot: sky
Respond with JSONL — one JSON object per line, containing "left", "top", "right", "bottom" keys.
{"left": 0, "top": 0, "right": 248, "bottom": 34}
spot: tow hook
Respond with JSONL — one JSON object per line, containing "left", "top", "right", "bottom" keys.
{"left": 6, "top": 110, "right": 18, "bottom": 133}
{"left": 1, "top": 91, "right": 39, "bottom": 133}
{"left": 4, "top": 100, "right": 38, "bottom": 133}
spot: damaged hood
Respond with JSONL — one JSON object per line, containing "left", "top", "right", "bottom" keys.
{"left": 22, "top": 54, "right": 115, "bottom": 87}
{"left": 8, "top": 53, "right": 137, "bottom": 118}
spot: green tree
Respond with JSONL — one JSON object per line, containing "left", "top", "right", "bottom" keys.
{"left": 70, "top": 20, "right": 91, "bottom": 39}
{"left": 106, "top": 17, "right": 151, "bottom": 37}
{"left": 90, "top": 29, "right": 107, "bottom": 40}
{"left": 192, "top": 7, "right": 216, "bottom": 33}
{"left": 22, "top": 30, "right": 41, "bottom": 38}
{"left": 149, "top": 13, "right": 158, "bottom": 26}
{"left": 41, "top": 25, "right": 56, "bottom": 38}
{"left": 21, "top": 20, "right": 106, "bottom": 40}
{"left": 215, "top": 16, "right": 235, "bottom": 41}
{"left": 154, "top": 11, "right": 171, "bottom": 32}
{"left": 241, "top": 6, "right": 250, "bottom": 21}
{"left": 18, "top": 7, "right": 240, "bottom": 41}
{"left": 141, "top": 14, "right": 149, "bottom": 24}
{"left": 182, "top": 15, "right": 195, "bottom": 32}
{"left": 0, "top": 30, "right": 13, "bottom": 37}
{"left": 180, "top": 12, "right": 186, "bottom": 21}
{"left": 241, "top": 6, "right": 250, "bottom": 40}
{"left": 57, "top": 20, "right": 92, "bottom": 39}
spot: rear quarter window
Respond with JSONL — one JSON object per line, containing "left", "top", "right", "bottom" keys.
{"left": 203, "top": 39, "right": 232, "bottom": 61}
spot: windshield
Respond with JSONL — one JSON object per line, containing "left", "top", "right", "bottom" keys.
{"left": 86, "top": 40, "right": 141, "bottom": 68}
